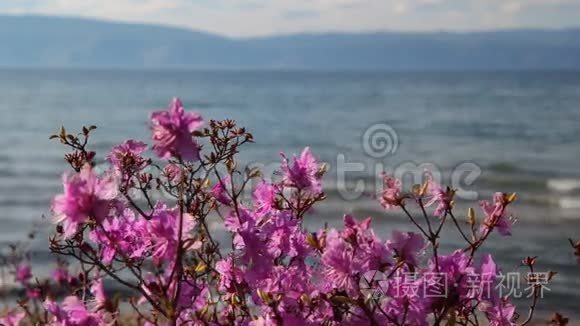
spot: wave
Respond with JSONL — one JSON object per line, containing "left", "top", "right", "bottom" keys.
{"left": 0, "top": 169, "right": 62, "bottom": 180}
{"left": 478, "top": 176, "right": 547, "bottom": 192}
{"left": 558, "top": 196, "right": 580, "bottom": 209}
{"left": 547, "top": 178, "right": 580, "bottom": 193}
{"left": 0, "top": 197, "right": 51, "bottom": 208}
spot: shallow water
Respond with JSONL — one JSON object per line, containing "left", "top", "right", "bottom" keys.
{"left": 0, "top": 69, "right": 579, "bottom": 315}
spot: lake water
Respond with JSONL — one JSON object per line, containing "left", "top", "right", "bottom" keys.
{"left": 0, "top": 69, "right": 579, "bottom": 316}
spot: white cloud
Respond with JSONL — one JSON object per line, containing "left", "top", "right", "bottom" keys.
{"left": 501, "top": 1, "right": 522, "bottom": 14}
{"left": 0, "top": 0, "right": 578, "bottom": 37}
{"left": 393, "top": 2, "right": 409, "bottom": 15}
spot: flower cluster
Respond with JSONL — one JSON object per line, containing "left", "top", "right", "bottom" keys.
{"left": 0, "top": 98, "right": 566, "bottom": 326}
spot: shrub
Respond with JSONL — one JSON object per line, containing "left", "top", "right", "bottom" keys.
{"left": 0, "top": 98, "right": 566, "bottom": 325}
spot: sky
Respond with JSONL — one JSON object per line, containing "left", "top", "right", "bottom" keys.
{"left": 1, "top": 0, "right": 580, "bottom": 37}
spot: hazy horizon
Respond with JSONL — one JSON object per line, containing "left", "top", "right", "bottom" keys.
{"left": 2, "top": 0, "right": 580, "bottom": 37}
{"left": 3, "top": 13, "right": 580, "bottom": 39}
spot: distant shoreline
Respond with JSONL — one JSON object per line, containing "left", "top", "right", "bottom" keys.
{"left": 1, "top": 15, "right": 580, "bottom": 70}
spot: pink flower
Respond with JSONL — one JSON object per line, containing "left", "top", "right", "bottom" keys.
{"left": 479, "top": 253, "right": 498, "bottom": 282}
{"left": 174, "top": 280, "right": 208, "bottom": 311}
{"left": 150, "top": 98, "right": 203, "bottom": 161}
{"left": 14, "top": 263, "right": 32, "bottom": 284}
{"left": 52, "top": 165, "right": 117, "bottom": 238}
{"left": 383, "top": 272, "right": 428, "bottom": 325}
{"left": 343, "top": 214, "right": 372, "bottom": 237}
{"left": 262, "top": 211, "right": 308, "bottom": 259}
{"left": 147, "top": 203, "right": 195, "bottom": 264}
{"left": 107, "top": 139, "right": 148, "bottom": 171}
{"left": 423, "top": 250, "right": 479, "bottom": 309}
{"left": 211, "top": 176, "right": 233, "bottom": 206}
{"left": 26, "top": 287, "right": 41, "bottom": 300}
{"left": 44, "top": 298, "right": 67, "bottom": 323}
{"left": 478, "top": 254, "right": 500, "bottom": 302}
{"left": 0, "top": 310, "right": 25, "bottom": 326}
{"left": 52, "top": 265, "right": 69, "bottom": 284}
{"left": 163, "top": 163, "right": 183, "bottom": 183}
{"left": 45, "top": 296, "right": 104, "bottom": 326}
{"left": 480, "top": 192, "right": 515, "bottom": 236}
{"left": 249, "top": 316, "right": 276, "bottom": 326}
{"left": 379, "top": 174, "right": 402, "bottom": 209}
{"left": 253, "top": 181, "right": 277, "bottom": 216}
{"left": 424, "top": 171, "right": 453, "bottom": 217}
{"left": 224, "top": 208, "right": 268, "bottom": 267}
{"left": 280, "top": 147, "right": 321, "bottom": 193}
{"left": 321, "top": 230, "right": 361, "bottom": 298}
{"left": 485, "top": 299, "right": 516, "bottom": 326}
{"left": 386, "top": 231, "right": 425, "bottom": 266}
{"left": 61, "top": 296, "right": 103, "bottom": 326}
{"left": 89, "top": 209, "right": 149, "bottom": 264}
{"left": 320, "top": 216, "right": 391, "bottom": 298}
{"left": 215, "top": 256, "right": 244, "bottom": 293}
{"left": 90, "top": 278, "right": 107, "bottom": 309}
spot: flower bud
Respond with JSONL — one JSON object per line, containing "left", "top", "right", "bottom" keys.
{"left": 226, "top": 158, "right": 237, "bottom": 173}
{"left": 330, "top": 295, "right": 350, "bottom": 304}
{"left": 506, "top": 192, "right": 517, "bottom": 204}
{"left": 467, "top": 207, "right": 476, "bottom": 225}
{"left": 257, "top": 289, "right": 272, "bottom": 304}
{"left": 246, "top": 167, "right": 262, "bottom": 179}
{"left": 306, "top": 232, "right": 319, "bottom": 249}
{"left": 316, "top": 163, "right": 329, "bottom": 178}
{"left": 300, "top": 293, "right": 312, "bottom": 306}
{"left": 522, "top": 256, "right": 537, "bottom": 266}
{"left": 194, "top": 261, "right": 207, "bottom": 274}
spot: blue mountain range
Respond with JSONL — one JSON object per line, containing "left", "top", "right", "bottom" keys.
{"left": 1, "top": 15, "right": 579, "bottom": 69}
